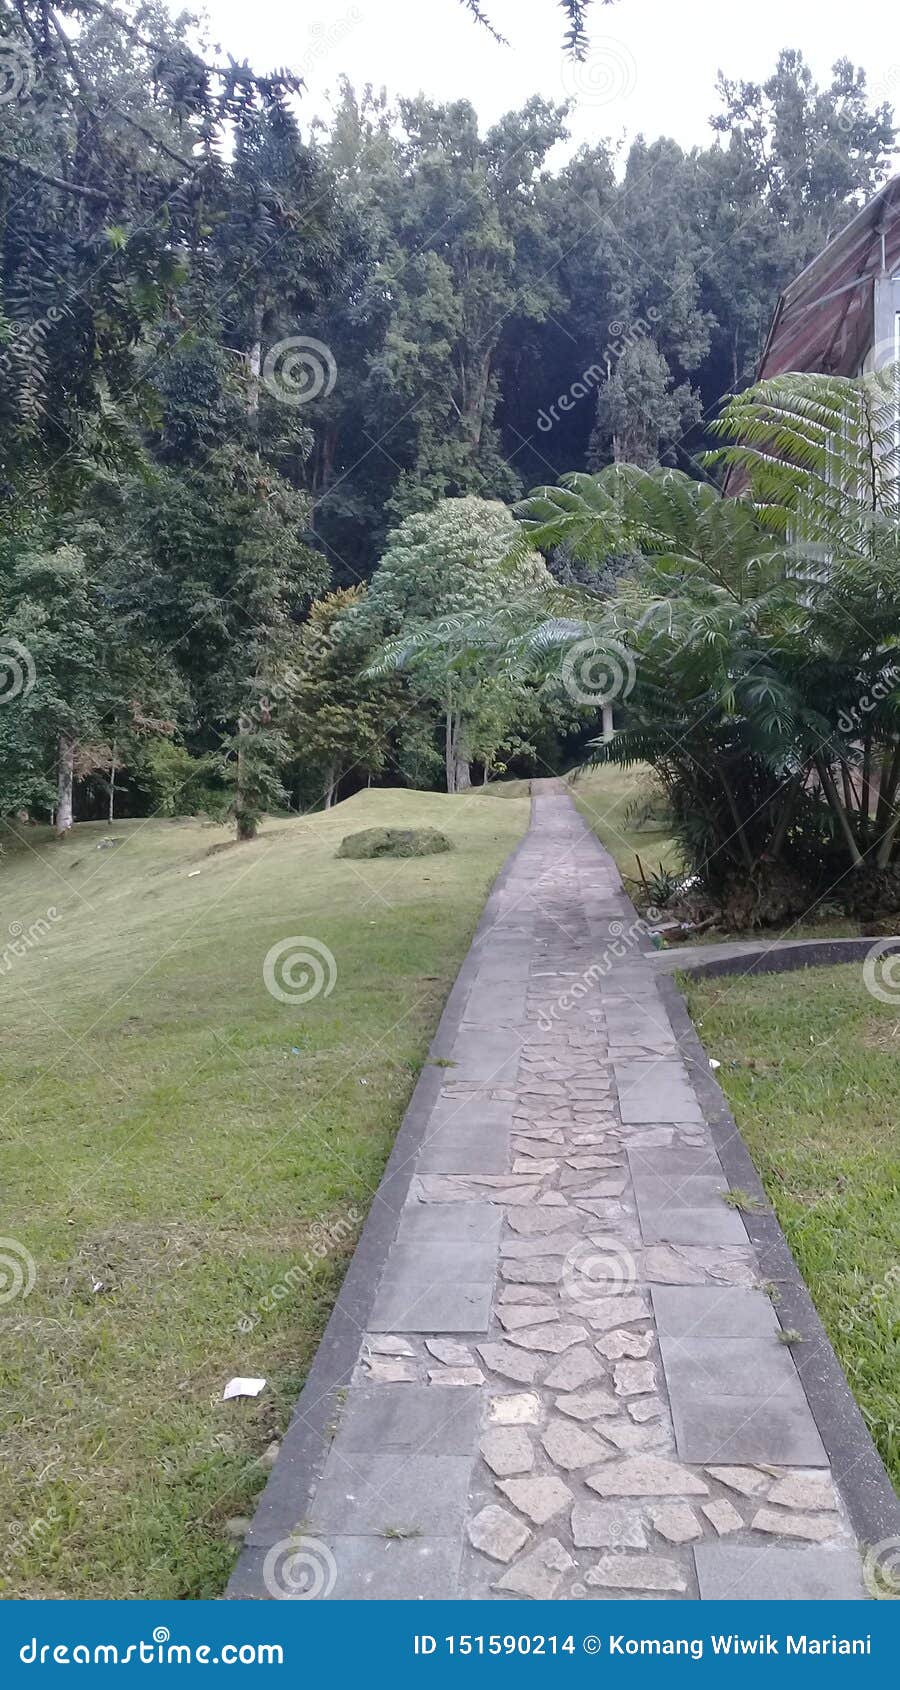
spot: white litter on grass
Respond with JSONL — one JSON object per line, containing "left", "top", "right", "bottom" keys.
{"left": 708, "top": 1058, "right": 721, "bottom": 1070}
{"left": 223, "top": 1376, "right": 266, "bottom": 1401}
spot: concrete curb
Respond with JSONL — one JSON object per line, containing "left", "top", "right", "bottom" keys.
{"left": 225, "top": 813, "right": 535, "bottom": 1597}
{"left": 654, "top": 934, "right": 900, "bottom": 978}
{"left": 658, "top": 969, "right": 900, "bottom": 1560}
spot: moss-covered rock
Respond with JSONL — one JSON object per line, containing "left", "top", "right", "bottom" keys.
{"left": 336, "top": 826, "right": 453, "bottom": 860}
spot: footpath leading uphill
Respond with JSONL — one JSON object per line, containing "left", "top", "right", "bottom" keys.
{"left": 230, "top": 785, "right": 886, "bottom": 1602}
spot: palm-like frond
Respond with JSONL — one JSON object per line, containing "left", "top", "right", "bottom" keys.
{"left": 707, "top": 368, "right": 900, "bottom": 544}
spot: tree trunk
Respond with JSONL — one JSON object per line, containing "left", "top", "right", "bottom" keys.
{"left": 718, "top": 762, "right": 754, "bottom": 870}
{"left": 876, "top": 806, "right": 900, "bottom": 869}
{"left": 814, "top": 756, "right": 864, "bottom": 867}
{"left": 248, "top": 292, "right": 264, "bottom": 417}
{"left": 324, "top": 768, "right": 337, "bottom": 810}
{"left": 874, "top": 740, "right": 900, "bottom": 838}
{"left": 234, "top": 735, "right": 256, "bottom": 840}
{"left": 769, "top": 769, "right": 805, "bottom": 861}
{"left": 860, "top": 729, "right": 873, "bottom": 832}
{"left": 445, "top": 708, "right": 456, "bottom": 794}
{"left": 108, "top": 738, "right": 117, "bottom": 825}
{"left": 444, "top": 708, "right": 471, "bottom": 794}
{"left": 56, "top": 734, "right": 75, "bottom": 835}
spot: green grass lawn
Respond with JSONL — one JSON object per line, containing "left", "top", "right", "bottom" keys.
{"left": 0, "top": 788, "right": 529, "bottom": 1597}
{"left": 683, "top": 963, "right": 900, "bottom": 1494}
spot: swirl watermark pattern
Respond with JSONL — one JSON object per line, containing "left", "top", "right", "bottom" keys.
{"left": 0, "top": 637, "right": 36, "bottom": 704}
{"left": 263, "top": 936, "right": 337, "bottom": 1005}
{"left": 862, "top": 939, "right": 900, "bottom": 1006}
{"left": 563, "top": 1239, "right": 637, "bottom": 1306}
{"left": 561, "top": 39, "right": 637, "bottom": 106}
{"left": 263, "top": 1534, "right": 337, "bottom": 1599}
{"left": 0, "top": 1237, "right": 36, "bottom": 1304}
{"left": 857, "top": 346, "right": 900, "bottom": 409}
{"left": 536, "top": 308, "right": 661, "bottom": 435}
{"left": 262, "top": 336, "right": 337, "bottom": 406}
{"left": 561, "top": 636, "right": 635, "bottom": 708}
{"left": 1, "top": 907, "right": 61, "bottom": 976}
{"left": 863, "top": 1537, "right": 900, "bottom": 1599}
{"left": 0, "top": 41, "right": 34, "bottom": 104}
{"left": 305, "top": 8, "right": 362, "bottom": 70}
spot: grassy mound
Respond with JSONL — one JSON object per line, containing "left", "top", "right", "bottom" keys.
{"left": 337, "top": 825, "right": 452, "bottom": 860}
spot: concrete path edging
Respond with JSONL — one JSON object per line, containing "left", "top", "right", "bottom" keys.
{"left": 654, "top": 934, "right": 900, "bottom": 978}
{"left": 658, "top": 971, "right": 900, "bottom": 1560}
{"left": 226, "top": 821, "right": 535, "bottom": 1596}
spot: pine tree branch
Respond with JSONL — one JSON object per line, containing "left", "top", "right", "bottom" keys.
{"left": 0, "top": 151, "right": 113, "bottom": 202}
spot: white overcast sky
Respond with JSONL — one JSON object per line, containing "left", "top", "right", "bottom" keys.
{"left": 194, "top": 0, "right": 900, "bottom": 165}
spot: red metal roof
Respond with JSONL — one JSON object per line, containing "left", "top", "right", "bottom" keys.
{"left": 757, "top": 175, "right": 900, "bottom": 380}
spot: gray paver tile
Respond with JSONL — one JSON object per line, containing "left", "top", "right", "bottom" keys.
{"left": 369, "top": 1279, "right": 494, "bottom": 1332}
{"left": 307, "top": 1453, "right": 472, "bottom": 1536}
{"left": 335, "top": 1385, "right": 480, "bottom": 1455}
{"left": 378, "top": 1242, "right": 497, "bottom": 1282}
{"left": 651, "top": 1285, "right": 780, "bottom": 1339}
{"left": 631, "top": 1175, "right": 728, "bottom": 1208}
{"left": 693, "top": 1545, "right": 867, "bottom": 1601}
{"left": 671, "top": 1393, "right": 828, "bottom": 1465}
{"left": 393, "top": 1200, "right": 501, "bottom": 1246}
{"left": 228, "top": 1537, "right": 463, "bottom": 1600}
{"left": 637, "top": 1205, "right": 749, "bottom": 1246}
{"left": 660, "top": 1334, "right": 803, "bottom": 1397}
{"left": 628, "top": 1146, "right": 725, "bottom": 1179}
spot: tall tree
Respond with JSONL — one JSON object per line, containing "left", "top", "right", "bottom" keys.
{"left": 362, "top": 495, "right": 551, "bottom": 791}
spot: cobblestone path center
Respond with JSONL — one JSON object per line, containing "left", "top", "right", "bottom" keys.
{"left": 234, "top": 787, "right": 874, "bottom": 1601}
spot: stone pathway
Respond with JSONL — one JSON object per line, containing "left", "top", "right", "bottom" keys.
{"left": 235, "top": 788, "right": 875, "bottom": 1601}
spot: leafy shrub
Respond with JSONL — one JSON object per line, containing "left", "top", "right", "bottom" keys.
{"left": 135, "top": 742, "right": 227, "bottom": 820}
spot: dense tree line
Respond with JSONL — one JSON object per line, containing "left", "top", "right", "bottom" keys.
{"left": 0, "top": 1, "right": 895, "bottom": 827}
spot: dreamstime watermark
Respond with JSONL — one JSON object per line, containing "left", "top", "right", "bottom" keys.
{"left": 561, "top": 38, "right": 637, "bottom": 106}
{"left": 237, "top": 1207, "right": 361, "bottom": 1334}
{"left": 262, "top": 936, "right": 337, "bottom": 1004}
{"left": 1, "top": 1505, "right": 62, "bottom": 1580}
{"left": 0, "top": 908, "right": 61, "bottom": 976}
{"left": 840, "top": 68, "right": 900, "bottom": 132}
{"left": 863, "top": 1537, "right": 900, "bottom": 1599}
{"left": 262, "top": 336, "right": 337, "bottom": 406}
{"left": 862, "top": 938, "right": 900, "bottom": 1006}
{"left": 263, "top": 1534, "right": 337, "bottom": 1599}
{"left": 837, "top": 662, "right": 900, "bottom": 735}
{"left": 561, "top": 635, "right": 636, "bottom": 709}
{"left": 536, "top": 912, "right": 660, "bottom": 1031}
{"left": 838, "top": 1264, "right": 899, "bottom": 1339}
{"left": 237, "top": 666, "right": 303, "bottom": 735}
{"left": 305, "top": 7, "right": 362, "bottom": 70}
{"left": 0, "top": 304, "right": 66, "bottom": 378}
{"left": 563, "top": 1239, "right": 637, "bottom": 1305}
{"left": 0, "top": 1237, "right": 36, "bottom": 1304}
{"left": 536, "top": 307, "right": 661, "bottom": 433}
{"left": 0, "top": 637, "right": 36, "bottom": 705}
{"left": 0, "top": 39, "right": 34, "bottom": 104}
